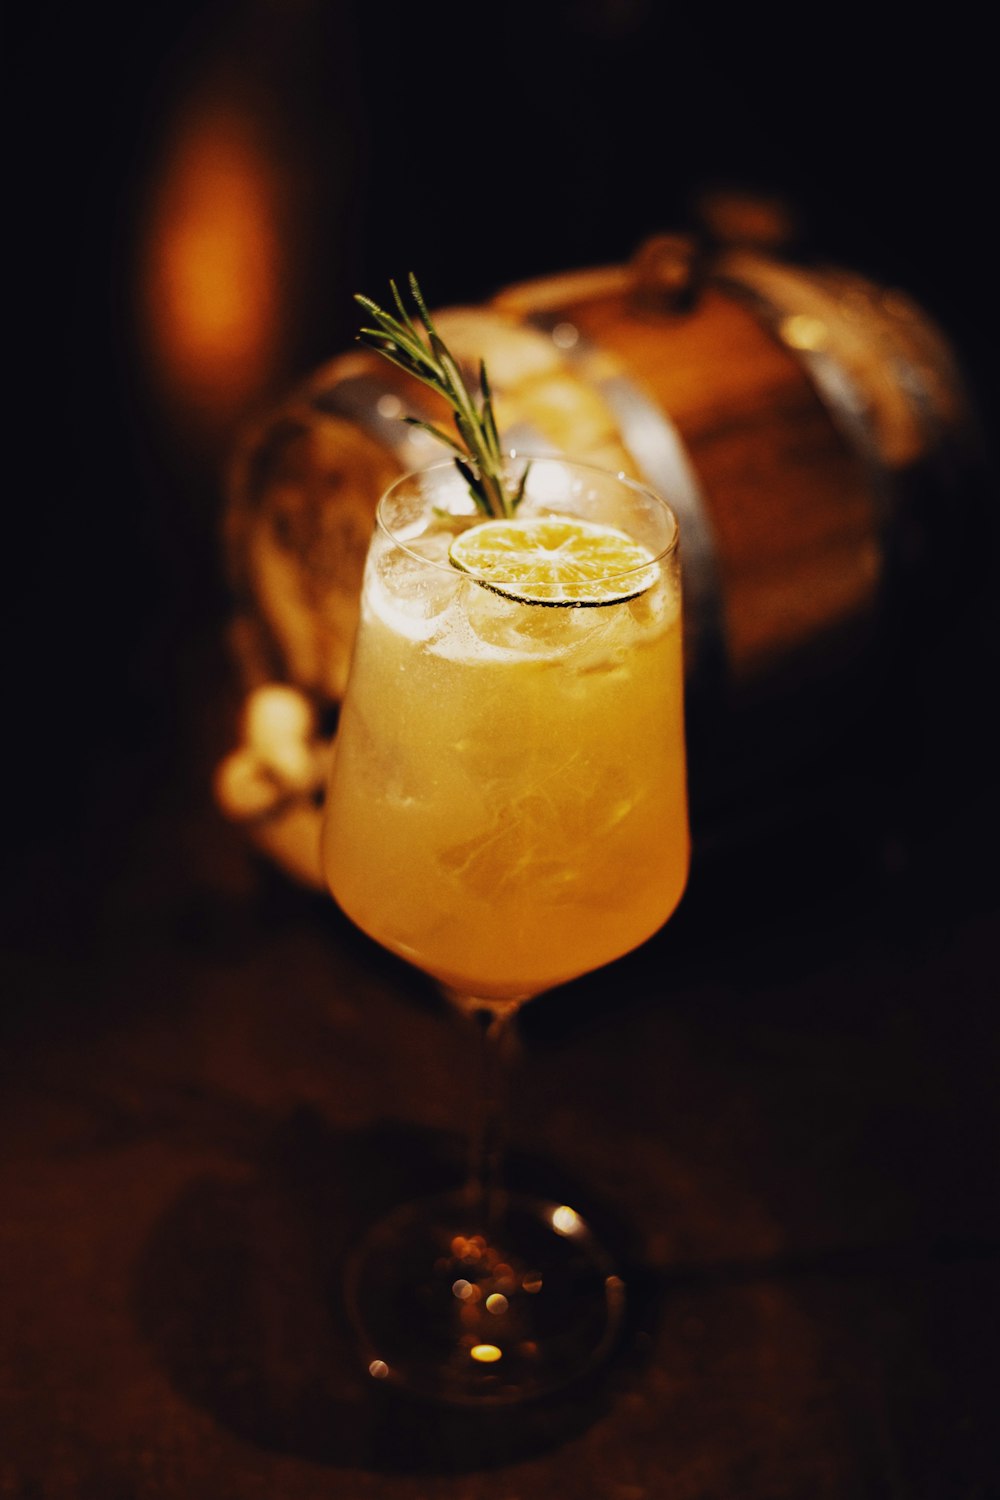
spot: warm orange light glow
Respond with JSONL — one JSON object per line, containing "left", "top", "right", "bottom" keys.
{"left": 139, "top": 103, "right": 284, "bottom": 425}
{"left": 470, "top": 1343, "right": 502, "bottom": 1364}
{"left": 450, "top": 1234, "right": 485, "bottom": 1261}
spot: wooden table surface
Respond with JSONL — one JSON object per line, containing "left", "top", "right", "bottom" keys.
{"left": 4, "top": 586, "right": 999, "bottom": 1500}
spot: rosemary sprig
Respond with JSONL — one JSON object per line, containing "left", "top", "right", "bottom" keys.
{"left": 355, "top": 273, "right": 526, "bottom": 518}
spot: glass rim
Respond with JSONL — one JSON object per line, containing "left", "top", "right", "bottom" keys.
{"left": 374, "top": 453, "right": 681, "bottom": 585}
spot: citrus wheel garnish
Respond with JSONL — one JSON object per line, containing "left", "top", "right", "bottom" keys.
{"left": 448, "top": 516, "right": 660, "bottom": 606}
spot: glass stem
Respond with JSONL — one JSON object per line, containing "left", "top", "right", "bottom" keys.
{"left": 464, "top": 1001, "right": 520, "bottom": 1233}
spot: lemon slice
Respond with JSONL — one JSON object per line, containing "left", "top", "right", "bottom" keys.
{"left": 448, "top": 516, "right": 659, "bottom": 606}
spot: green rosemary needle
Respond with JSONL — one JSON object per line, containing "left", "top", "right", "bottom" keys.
{"left": 355, "top": 273, "right": 527, "bottom": 518}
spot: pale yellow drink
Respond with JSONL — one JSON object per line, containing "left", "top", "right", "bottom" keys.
{"left": 322, "top": 460, "right": 689, "bottom": 1002}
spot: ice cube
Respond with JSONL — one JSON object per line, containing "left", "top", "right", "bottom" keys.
{"left": 462, "top": 584, "right": 539, "bottom": 655}
{"left": 369, "top": 541, "right": 460, "bottom": 639}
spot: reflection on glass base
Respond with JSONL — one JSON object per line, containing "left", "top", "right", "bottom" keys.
{"left": 345, "top": 1189, "right": 626, "bottom": 1406}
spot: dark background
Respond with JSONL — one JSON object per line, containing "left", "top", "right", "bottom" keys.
{"left": 5, "top": 4, "right": 1000, "bottom": 1495}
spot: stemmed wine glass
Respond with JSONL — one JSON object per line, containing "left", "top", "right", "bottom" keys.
{"left": 321, "top": 452, "right": 688, "bottom": 1404}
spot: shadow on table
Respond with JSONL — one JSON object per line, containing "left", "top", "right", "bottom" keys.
{"left": 132, "top": 1106, "right": 660, "bottom": 1474}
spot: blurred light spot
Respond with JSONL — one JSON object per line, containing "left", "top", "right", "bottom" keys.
{"left": 368, "top": 1359, "right": 389, "bottom": 1379}
{"left": 552, "top": 320, "right": 580, "bottom": 350}
{"left": 470, "top": 1343, "right": 502, "bottom": 1363}
{"left": 452, "top": 1279, "right": 475, "bottom": 1301}
{"left": 551, "top": 1204, "right": 583, "bottom": 1236}
{"left": 781, "top": 314, "right": 829, "bottom": 352}
{"left": 493, "top": 1262, "right": 515, "bottom": 1290}
{"left": 139, "top": 105, "right": 283, "bottom": 426}
{"left": 451, "top": 1234, "right": 484, "bottom": 1261}
{"left": 530, "top": 462, "right": 573, "bottom": 506}
{"left": 485, "top": 1293, "right": 508, "bottom": 1315}
{"left": 523, "top": 1272, "right": 544, "bottom": 1294}
{"left": 377, "top": 393, "right": 404, "bottom": 419}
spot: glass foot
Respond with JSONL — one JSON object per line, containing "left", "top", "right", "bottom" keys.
{"left": 344, "top": 1189, "right": 626, "bottom": 1405}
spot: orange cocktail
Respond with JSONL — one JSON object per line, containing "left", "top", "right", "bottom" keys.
{"left": 322, "top": 456, "right": 688, "bottom": 1003}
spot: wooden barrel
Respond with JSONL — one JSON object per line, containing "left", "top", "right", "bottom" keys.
{"left": 217, "top": 232, "right": 983, "bottom": 885}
